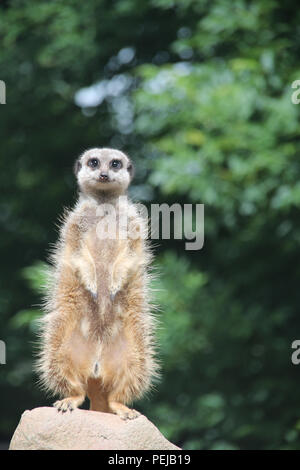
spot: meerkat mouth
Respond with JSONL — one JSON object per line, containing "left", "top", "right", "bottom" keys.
{"left": 94, "top": 177, "right": 114, "bottom": 184}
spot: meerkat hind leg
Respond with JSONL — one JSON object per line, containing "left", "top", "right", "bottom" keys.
{"left": 87, "top": 378, "right": 110, "bottom": 413}
{"left": 87, "top": 380, "right": 140, "bottom": 419}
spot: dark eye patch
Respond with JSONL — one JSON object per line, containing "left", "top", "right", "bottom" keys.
{"left": 127, "top": 161, "right": 135, "bottom": 180}
{"left": 110, "top": 159, "right": 122, "bottom": 170}
{"left": 73, "top": 158, "right": 82, "bottom": 176}
{"left": 88, "top": 158, "right": 99, "bottom": 169}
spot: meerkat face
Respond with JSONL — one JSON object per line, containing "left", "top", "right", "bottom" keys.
{"left": 74, "top": 148, "right": 134, "bottom": 196}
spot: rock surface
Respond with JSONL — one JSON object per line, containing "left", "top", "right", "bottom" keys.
{"left": 9, "top": 407, "right": 180, "bottom": 450}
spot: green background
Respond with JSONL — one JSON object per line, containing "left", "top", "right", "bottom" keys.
{"left": 1, "top": 0, "right": 300, "bottom": 450}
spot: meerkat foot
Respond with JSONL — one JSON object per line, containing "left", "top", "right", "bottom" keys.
{"left": 109, "top": 401, "right": 140, "bottom": 420}
{"left": 54, "top": 395, "right": 85, "bottom": 413}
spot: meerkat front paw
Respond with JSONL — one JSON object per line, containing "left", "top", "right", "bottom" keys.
{"left": 110, "top": 285, "right": 121, "bottom": 302}
{"left": 88, "top": 288, "right": 98, "bottom": 300}
{"left": 84, "top": 280, "right": 98, "bottom": 300}
{"left": 110, "top": 291, "right": 118, "bottom": 302}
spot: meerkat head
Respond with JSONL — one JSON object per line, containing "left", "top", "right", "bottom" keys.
{"left": 74, "top": 148, "right": 134, "bottom": 198}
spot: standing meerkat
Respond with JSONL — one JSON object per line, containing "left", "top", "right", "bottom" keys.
{"left": 36, "top": 148, "right": 158, "bottom": 419}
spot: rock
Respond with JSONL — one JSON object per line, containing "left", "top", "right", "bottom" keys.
{"left": 9, "top": 407, "right": 180, "bottom": 450}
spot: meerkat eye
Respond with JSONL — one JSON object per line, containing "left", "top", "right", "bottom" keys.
{"left": 87, "top": 158, "right": 99, "bottom": 169}
{"left": 110, "top": 159, "right": 122, "bottom": 170}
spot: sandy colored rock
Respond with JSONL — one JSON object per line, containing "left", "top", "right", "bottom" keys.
{"left": 9, "top": 407, "right": 180, "bottom": 450}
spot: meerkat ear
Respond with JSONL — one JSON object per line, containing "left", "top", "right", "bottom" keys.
{"left": 127, "top": 161, "right": 135, "bottom": 181}
{"left": 74, "top": 158, "right": 82, "bottom": 176}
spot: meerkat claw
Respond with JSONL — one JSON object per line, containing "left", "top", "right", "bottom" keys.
{"left": 126, "top": 409, "right": 141, "bottom": 420}
{"left": 54, "top": 398, "right": 76, "bottom": 412}
{"left": 109, "top": 402, "right": 141, "bottom": 420}
{"left": 117, "top": 408, "right": 140, "bottom": 420}
{"left": 54, "top": 399, "right": 68, "bottom": 413}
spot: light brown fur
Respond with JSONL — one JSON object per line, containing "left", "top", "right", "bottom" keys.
{"left": 36, "top": 148, "right": 158, "bottom": 419}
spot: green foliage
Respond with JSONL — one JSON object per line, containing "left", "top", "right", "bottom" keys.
{"left": 1, "top": 0, "right": 300, "bottom": 449}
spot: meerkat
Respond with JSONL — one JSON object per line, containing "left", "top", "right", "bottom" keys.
{"left": 36, "top": 148, "right": 158, "bottom": 420}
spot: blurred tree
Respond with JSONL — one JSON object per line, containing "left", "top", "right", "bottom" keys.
{"left": 1, "top": 0, "right": 300, "bottom": 450}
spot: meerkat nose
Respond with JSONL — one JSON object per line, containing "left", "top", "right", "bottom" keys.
{"left": 99, "top": 172, "right": 109, "bottom": 181}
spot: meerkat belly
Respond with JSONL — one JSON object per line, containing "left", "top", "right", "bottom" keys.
{"left": 80, "top": 229, "right": 120, "bottom": 293}
{"left": 100, "top": 328, "right": 133, "bottom": 386}
{"left": 61, "top": 318, "right": 101, "bottom": 380}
